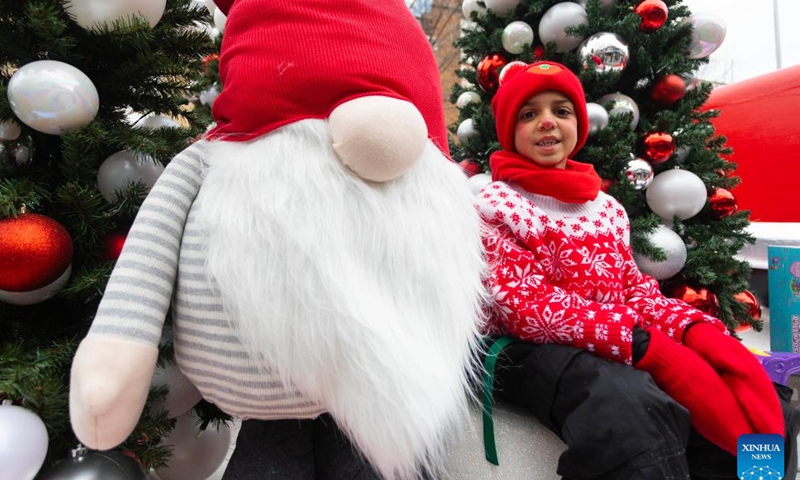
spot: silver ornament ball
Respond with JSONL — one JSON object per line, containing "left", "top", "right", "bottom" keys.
{"left": 578, "top": 32, "right": 629, "bottom": 74}
{"left": 625, "top": 157, "right": 654, "bottom": 190}
{"left": 646, "top": 169, "right": 707, "bottom": 221}
{"left": 484, "top": 0, "right": 521, "bottom": 17}
{"left": 502, "top": 21, "right": 535, "bottom": 55}
{"left": 455, "top": 91, "right": 481, "bottom": 109}
{"left": 586, "top": 102, "right": 609, "bottom": 135}
{"left": 597, "top": 93, "right": 639, "bottom": 130}
{"left": 36, "top": 447, "right": 147, "bottom": 480}
{"left": 538, "top": 2, "right": 588, "bottom": 53}
{"left": 457, "top": 119, "right": 478, "bottom": 144}
{"left": 633, "top": 225, "right": 687, "bottom": 280}
{"left": 685, "top": 12, "right": 727, "bottom": 60}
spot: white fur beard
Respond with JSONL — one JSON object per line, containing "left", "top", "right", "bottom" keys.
{"left": 196, "top": 120, "right": 486, "bottom": 480}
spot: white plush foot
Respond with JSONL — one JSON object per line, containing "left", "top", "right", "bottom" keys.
{"left": 329, "top": 95, "right": 428, "bottom": 182}
{"left": 69, "top": 337, "right": 159, "bottom": 449}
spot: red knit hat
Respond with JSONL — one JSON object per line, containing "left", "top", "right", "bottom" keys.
{"left": 491, "top": 61, "right": 588, "bottom": 156}
{"left": 205, "top": 0, "right": 449, "bottom": 156}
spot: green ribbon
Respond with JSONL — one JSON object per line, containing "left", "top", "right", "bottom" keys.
{"left": 481, "top": 335, "right": 517, "bottom": 466}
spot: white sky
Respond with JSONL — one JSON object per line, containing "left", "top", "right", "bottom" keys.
{"left": 682, "top": 0, "right": 800, "bottom": 84}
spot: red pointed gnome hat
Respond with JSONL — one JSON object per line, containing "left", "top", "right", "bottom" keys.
{"left": 205, "top": 0, "right": 450, "bottom": 156}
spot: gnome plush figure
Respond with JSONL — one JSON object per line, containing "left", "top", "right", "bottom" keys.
{"left": 69, "top": 1, "right": 485, "bottom": 479}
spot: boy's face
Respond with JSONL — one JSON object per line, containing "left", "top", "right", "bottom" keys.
{"left": 513, "top": 90, "right": 578, "bottom": 169}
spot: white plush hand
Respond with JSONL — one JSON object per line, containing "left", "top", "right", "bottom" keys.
{"left": 69, "top": 336, "right": 159, "bottom": 450}
{"left": 329, "top": 95, "right": 428, "bottom": 182}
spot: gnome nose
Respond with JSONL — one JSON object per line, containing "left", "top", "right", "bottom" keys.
{"left": 329, "top": 96, "right": 427, "bottom": 183}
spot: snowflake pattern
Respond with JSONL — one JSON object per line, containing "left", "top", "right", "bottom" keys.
{"left": 476, "top": 181, "right": 723, "bottom": 363}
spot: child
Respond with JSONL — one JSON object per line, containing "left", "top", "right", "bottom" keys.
{"left": 476, "top": 61, "right": 797, "bottom": 479}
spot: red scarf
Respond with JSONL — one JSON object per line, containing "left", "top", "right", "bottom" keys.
{"left": 489, "top": 151, "right": 601, "bottom": 204}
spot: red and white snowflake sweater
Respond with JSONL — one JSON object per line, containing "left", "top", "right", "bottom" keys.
{"left": 477, "top": 181, "right": 723, "bottom": 365}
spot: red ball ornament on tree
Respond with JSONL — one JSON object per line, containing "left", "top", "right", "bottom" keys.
{"left": 635, "top": 0, "right": 669, "bottom": 32}
{"left": 458, "top": 159, "right": 482, "bottom": 178}
{"left": 640, "top": 132, "right": 675, "bottom": 164}
{"left": 101, "top": 227, "right": 130, "bottom": 261}
{"left": 734, "top": 290, "right": 761, "bottom": 322}
{"left": 708, "top": 187, "right": 738, "bottom": 219}
{"left": 477, "top": 53, "right": 508, "bottom": 93}
{"left": 0, "top": 213, "right": 74, "bottom": 305}
{"left": 600, "top": 178, "right": 615, "bottom": 193}
{"left": 666, "top": 284, "right": 720, "bottom": 318}
{"left": 650, "top": 74, "right": 686, "bottom": 106}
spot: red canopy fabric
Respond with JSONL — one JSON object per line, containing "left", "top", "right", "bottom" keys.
{"left": 704, "top": 64, "right": 800, "bottom": 222}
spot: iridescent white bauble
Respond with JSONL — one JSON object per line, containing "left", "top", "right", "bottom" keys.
{"left": 577, "top": 32, "right": 629, "bottom": 74}
{"left": 213, "top": 7, "right": 227, "bottom": 32}
{"left": 685, "top": 12, "right": 726, "bottom": 59}
{"left": 7, "top": 61, "right": 99, "bottom": 135}
{"left": 597, "top": 93, "right": 639, "bottom": 130}
{"left": 457, "top": 119, "right": 477, "bottom": 144}
{"left": 633, "top": 225, "right": 687, "bottom": 280}
{"left": 502, "top": 21, "right": 534, "bottom": 54}
{"left": 154, "top": 412, "right": 232, "bottom": 480}
{"left": 456, "top": 91, "right": 482, "bottom": 109}
{"left": 573, "top": 0, "right": 617, "bottom": 9}
{"left": 467, "top": 173, "right": 492, "bottom": 196}
{"left": 538, "top": 2, "right": 588, "bottom": 53}
{"left": 0, "top": 120, "right": 21, "bottom": 141}
{"left": 0, "top": 402, "right": 48, "bottom": 480}
{"left": 64, "top": 0, "right": 166, "bottom": 30}
{"left": 150, "top": 363, "right": 202, "bottom": 418}
{"left": 97, "top": 150, "right": 165, "bottom": 202}
{"left": 625, "top": 157, "right": 654, "bottom": 190}
{"left": 586, "top": 102, "right": 609, "bottom": 135}
{"left": 199, "top": 84, "right": 220, "bottom": 107}
{"left": 130, "top": 113, "right": 180, "bottom": 130}
{"left": 0, "top": 134, "right": 34, "bottom": 167}
{"left": 646, "top": 169, "right": 707, "bottom": 221}
{"left": 461, "top": 0, "right": 487, "bottom": 19}
{"left": 484, "top": 0, "right": 521, "bottom": 17}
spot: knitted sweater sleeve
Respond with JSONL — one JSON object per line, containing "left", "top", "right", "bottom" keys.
{"left": 615, "top": 201, "right": 726, "bottom": 341}
{"left": 86, "top": 142, "right": 207, "bottom": 345}
{"left": 478, "top": 186, "right": 641, "bottom": 365}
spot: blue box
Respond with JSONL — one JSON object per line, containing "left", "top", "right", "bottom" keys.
{"left": 768, "top": 245, "right": 800, "bottom": 352}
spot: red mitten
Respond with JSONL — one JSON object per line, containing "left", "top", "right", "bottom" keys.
{"left": 683, "top": 322, "right": 784, "bottom": 436}
{"left": 636, "top": 326, "right": 751, "bottom": 455}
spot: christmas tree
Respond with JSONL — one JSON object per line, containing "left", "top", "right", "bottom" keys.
{"left": 451, "top": 0, "right": 760, "bottom": 331}
{"left": 0, "top": 0, "right": 219, "bottom": 477}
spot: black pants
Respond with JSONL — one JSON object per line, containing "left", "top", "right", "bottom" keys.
{"left": 494, "top": 342, "right": 800, "bottom": 480}
{"left": 221, "top": 414, "right": 381, "bottom": 480}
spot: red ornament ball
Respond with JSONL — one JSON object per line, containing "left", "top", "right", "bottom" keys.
{"left": 533, "top": 46, "right": 545, "bottom": 60}
{"left": 666, "top": 284, "right": 720, "bottom": 318}
{"left": 708, "top": 187, "right": 738, "bottom": 219}
{"left": 459, "top": 159, "right": 482, "bottom": 178}
{"left": 600, "top": 178, "right": 616, "bottom": 193}
{"left": 635, "top": 0, "right": 669, "bottom": 32}
{"left": 0, "top": 213, "right": 73, "bottom": 292}
{"left": 734, "top": 290, "right": 761, "bottom": 322}
{"left": 202, "top": 53, "right": 219, "bottom": 75}
{"left": 650, "top": 74, "right": 686, "bottom": 106}
{"left": 477, "top": 53, "right": 508, "bottom": 93}
{"left": 102, "top": 227, "right": 130, "bottom": 261}
{"left": 640, "top": 132, "right": 675, "bottom": 164}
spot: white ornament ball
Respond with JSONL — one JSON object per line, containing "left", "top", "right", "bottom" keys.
{"left": 150, "top": 363, "right": 203, "bottom": 418}
{"left": 97, "top": 150, "right": 165, "bottom": 202}
{"left": 538, "top": 2, "right": 588, "bottom": 53}
{"left": 686, "top": 12, "right": 727, "bottom": 60}
{"left": 484, "top": 0, "right": 521, "bottom": 17}
{"left": 199, "top": 84, "right": 220, "bottom": 107}
{"left": 646, "top": 169, "right": 707, "bottom": 221}
{"left": 502, "top": 21, "right": 534, "bottom": 55}
{"left": 461, "top": 0, "right": 486, "bottom": 19}
{"left": 0, "top": 402, "right": 48, "bottom": 480}
{"left": 467, "top": 173, "right": 492, "bottom": 196}
{"left": 586, "top": 102, "right": 609, "bottom": 135}
{"left": 574, "top": 0, "right": 617, "bottom": 8}
{"left": 457, "top": 119, "right": 478, "bottom": 144}
{"left": 597, "top": 93, "right": 639, "bottom": 130}
{"left": 456, "top": 91, "right": 481, "bottom": 109}
{"left": 154, "top": 412, "right": 232, "bottom": 480}
{"left": 0, "top": 120, "right": 21, "bottom": 141}
{"left": 633, "top": 225, "right": 687, "bottom": 280}
{"left": 213, "top": 7, "right": 227, "bottom": 32}
{"left": 7, "top": 60, "right": 99, "bottom": 135}
{"left": 134, "top": 114, "right": 180, "bottom": 130}
{"left": 64, "top": 0, "right": 167, "bottom": 30}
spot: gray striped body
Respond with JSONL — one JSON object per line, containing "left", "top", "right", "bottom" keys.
{"left": 88, "top": 141, "right": 325, "bottom": 419}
